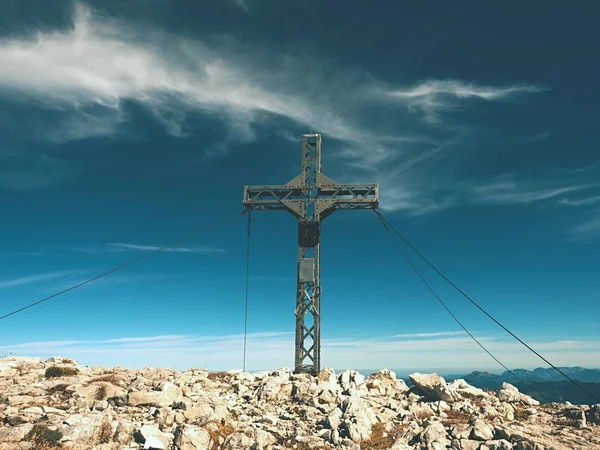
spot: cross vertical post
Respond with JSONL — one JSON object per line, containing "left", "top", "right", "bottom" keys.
{"left": 243, "top": 134, "right": 378, "bottom": 375}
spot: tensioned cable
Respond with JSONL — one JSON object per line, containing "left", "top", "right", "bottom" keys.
{"left": 375, "top": 210, "right": 600, "bottom": 404}
{"left": 374, "top": 211, "right": 524, "bottom": 383}
{"left": 243, "top": 210, "right": 252, "bottom": 372}
{"left": 0, "top": 210, "right": 248, "bottom": 322}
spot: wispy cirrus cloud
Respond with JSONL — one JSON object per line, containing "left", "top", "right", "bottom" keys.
{"left": 384, "top": 79, "right": 545, "bottom": 100}
{"left": 106, "top": 243, "right": 226, "bottom": 255}
{"left": 0, "top": 1, "right": 560, "bottom": 219}
{"left": 0, "top": 270, "right": 80, "bottom": 289}
{"left": 232, "top": 0, "right": 250, "bottom": 11}
{"left": 392, "top": 331, "right": 465, "bottom": 339}
{"left": 0, "top": 3, "right": 544, "bottom": 151}
{"left": 53, "top": 243, "right": 225, "bottom": 255}
{"left": 570, "top": 215, "right": 600, "bottom": 241}
{"left": 465, "top": 177, "right": 600, "bottom": 205}
{"left": 379, "top": 171, "right": 600, "bottom": 216}
{"left": 2, "top": 331, "right": 599, "bottom": 372}
{"left": 377, "top": 79, "right": 547, "bottom": 123}
{"left": 559, "top": 196, "right": 600, "bottom": 207}
{"left": 0, "top": 3, "right": 357, "bottom": 144}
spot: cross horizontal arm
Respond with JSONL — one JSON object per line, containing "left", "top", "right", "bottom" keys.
{"left": 316, "top": 181, "right": 379, "bottom": 219}
{"left": 243, "top": 184, "right": 306, "bottom": 218}
{"left": 243, "top": 174, "right": 379, "bottom": 220}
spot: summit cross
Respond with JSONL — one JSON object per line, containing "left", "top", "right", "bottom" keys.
{"left": 243, "top": 134, "right": 379, "bottom": 374}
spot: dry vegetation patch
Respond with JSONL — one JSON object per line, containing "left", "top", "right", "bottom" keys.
{"left": 206, "top": 421, "right": 236, "bottom": 450}
{"left": 415, "top": 409, "right": 435, "bottom": 420}
{"left": 44, "top": 366, "right": 78, "bottom": 379}
{"left": 25, "top": 424, "right": 63, "bottom": 449}
{"left": 207, "top": 372, "right": 233, "bottom": 382}
{"left": 97, "top": 418, "right": 113, "bottom": 444}
{"left": 361, "top": 422, "right": 409, "bottom": 450}
{"left": 92, "top": 374, "right": 122, "bottom": 385}
{"left": 47, "top": 384, "right": 70, "bottom": 395}
{"left": 95, "top": 384, "right": 108, "bottom": 401}
{"left": 442, "top": 409, "right": 471, "bottom": 426}
{"left": 513, "top": 408, "right": 531, "bottom": 422}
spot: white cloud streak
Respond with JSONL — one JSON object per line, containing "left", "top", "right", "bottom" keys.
{"left": 570, "top": 215, "right": 600, "bottom": 241}
{"left": 559, "top": 196, "right": 600, "bottom": 207}
{"left": 105, "top": 243, "right": 226, "bottom": 255}
{"left": 53, "top": 243, "right": 225, "bottom": 256}
{"left": 232, "top": 0, "right": 250, "bottom": 11}
{"left": 0, "top": 270, "right": 80, "bottom": 289}
{"left": 467, "top": 179, "right": 600, "bottom": 205}
{"left": 385, "top": 80, "right": 545, "bottom": 100}
{"left": 2, "top": 331, "right": 599, "bottom": 372}
{"left": 379, "top": 79, "right": 547, "bottom": 123}
{"left": 0, "top": 3, "right": 356, "bottom": 143}
{"left": 392, "top": 331, "right": 465, "bottom": 338}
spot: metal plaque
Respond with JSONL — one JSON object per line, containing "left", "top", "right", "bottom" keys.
{"left": 298, "top": 258, "right": 315, "bottom": 283}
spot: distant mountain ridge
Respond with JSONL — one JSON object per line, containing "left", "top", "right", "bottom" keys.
{"left": 455, "top": 367, "right": 600, "bottom": 405}
{"left": 356, "top": 367, "right": 600, "bottom": 404}
{"left": 460, "top": 367, "right": 600, "bottom": 385}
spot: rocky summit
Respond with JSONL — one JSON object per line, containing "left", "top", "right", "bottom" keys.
{"left": 1, "top": 357, "right": 599, "bottom": 450}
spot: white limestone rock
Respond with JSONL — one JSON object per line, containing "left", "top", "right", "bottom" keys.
{"left": 129, "top": 381, "right": 183, "bottom": 407}
{"left": 498, "top": 383, "right": 539, "bottom": 406}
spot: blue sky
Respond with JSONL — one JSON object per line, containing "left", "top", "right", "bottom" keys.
{"left": 0, "top": 0, "right": 599, "bottom": 373}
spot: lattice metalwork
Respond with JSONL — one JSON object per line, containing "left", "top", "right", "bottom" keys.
{"left": 243, "top": 134, "right": 379, "bottom": 374}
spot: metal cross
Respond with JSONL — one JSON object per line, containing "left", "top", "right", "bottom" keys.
{"left": 243, "top": 134, "right": 379, "bottom": 374}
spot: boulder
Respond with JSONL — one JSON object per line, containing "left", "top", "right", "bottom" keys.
{"left": 447, "top": 379, "right": 489, "bottom": 399}
{"left": 0, "top": 424, "right": 34, "bottom": 442}
{"left": 419, "top": 419, "right": 451, "bottom": 447}
{"left": 340, "top": 397, "right": 377, "bottom": 442}
{"left": 223, "top": 431, "right": 254, "bottom": 449}
{"left": 498, "top": 383, "right": 539, "bottom": 406}
{"left": 252, "top": 428, "right": 277, "bottom": 448}
{"left": 62, "top": 413, "right": 106, "bottom": 442}
{"left": 324, "top": 407, "right": 343, "bottom": 430}
{"left": 587, "top": 404, "right": 600, "bottom": 425}
{"left": 129, "top": 382, "right": 183, "bottom": 407}
{"left": 255, "top": 369, "right": 291, "bottom": 401}
{"left": 317, "top": 368, "right": 338, "bottom": 392}
{"left": 470, "top": 419, "right": 494, "bottom": 441}
{"left": 409, "top": 373, "right": 447, "bottom": 393}
{"left": 114, "top": 421, "right": 136, "bottom": 445}
{"left": 7, "top": 395, "right": 34, "bottom": 406}
{"left": 0, "top": 362, "right": 18, "bottom": 378}
{"left": 409, "top": 373, "right": 460, "bottom": 403}
{"left": 74, "top": 383, "right": 127, "bottom": 408}
{"left": 135, "top": 424, "right": 174, "bottom": 449}
{"left": 484, "top": 440, "right": 514, "bottom": 450}
{"left": 21, "top": 406, "right": 44, "bottom": 416}
{"left": 366, "top": 369, "right": 409, "bottom": 396}
{"left": 338, "top": 369, "right": 366, "bottom": 391}
{"left": 451, "top": 424, "right": 472, "bottom": 440}
{"left": 144, "top": 436, "right": 168, "bottom": 450}
{"left": 173, "top": 425, "right": 212, "bottom": 450}
{"left": 455, "top": 439, "right": 481, "bottom": 450}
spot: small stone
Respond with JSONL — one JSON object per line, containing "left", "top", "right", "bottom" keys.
{"left": 93, "top": 399, "right": 109, "bottom": 411}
